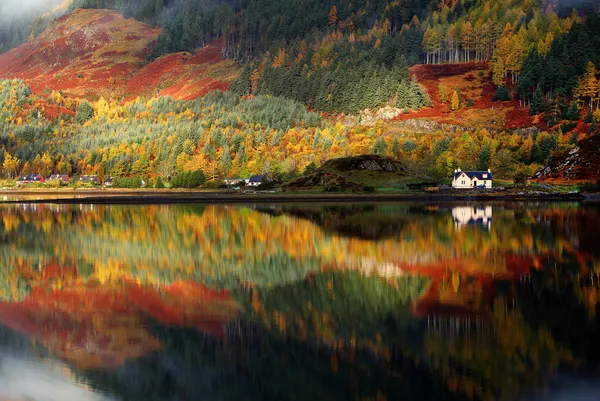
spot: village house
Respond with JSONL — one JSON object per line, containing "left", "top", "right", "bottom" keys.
{"left": 246, "top": 175, "right": 265, "bottom": 187}
{"left": 451, "top": 168, "right": 493, "bottom": 189}
{"left": 223, "top": 178, "right": 244, "bottom": 186}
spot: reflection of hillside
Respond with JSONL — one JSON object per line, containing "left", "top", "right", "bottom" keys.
{"left": 0, "top": 277, "right": 239, "bottom": 369}
{"left": 257, "top": 204, "right": 408, "bottom": 240}
{"left": 0, "top": 204, "right": 597, "bottom": 301}
{"left": 0, "top": 204, "right": 597, "bottom": 400}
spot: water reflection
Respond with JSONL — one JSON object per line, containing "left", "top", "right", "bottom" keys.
{"left": 0, "top": 202, "right": 598, "bottom": 400}
{"left": 452, "top": 205, "right": 492, "bottom": 231}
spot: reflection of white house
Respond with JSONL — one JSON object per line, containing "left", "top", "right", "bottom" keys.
{"left": 452, "top": 206, "right": 492, "bottom": 230}
{"left": 452, "top": 168, "right": 493, "bottom": 188}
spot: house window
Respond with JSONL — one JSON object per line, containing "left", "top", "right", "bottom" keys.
{"left": 482, "top": 174, "right": 488, "bottom": 178}
{"left": 461, "top": 181, "right": 465, "bottom": 184}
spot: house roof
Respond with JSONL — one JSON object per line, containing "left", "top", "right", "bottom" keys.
{"left": 248, "top": 175, "right": 265, "bottom": 183}
{"left": 453, "top": 171, "right": 493, "bottom": 180}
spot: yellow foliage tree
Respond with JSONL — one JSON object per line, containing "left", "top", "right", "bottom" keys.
{"left": 2, "top": 152, "right": 20, "bottom": 178}
{"left": 582, "top": 62, "right": 598, "bottom": 111}
{"left": 328, "top": 6, "right": 338, "bottom": 26}
{"left": 451, "top": 90, "right": 460, "bottom": 111}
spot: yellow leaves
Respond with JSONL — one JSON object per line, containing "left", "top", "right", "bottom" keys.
{"left": 272, "top": 48, "right": 286, "bottom": 68}
{"left": 451, "top": 90, "right": 460, "bottom": 111}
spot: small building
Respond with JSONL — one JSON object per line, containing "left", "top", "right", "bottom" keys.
{"left": 16, "top": 174, "right": 45, "bottom": 185}
{"left": 223, "top": 178, "right": 244, "bottom": 186}
{"left": 452, "top": 168, "right": 492, "bottom": 189}
{"left": 79, "top": 175, "right": 99, "bottom": 185}
{"left": 247, "top": 175, "right": 265, "bottom": 187}
{"left": 48, "top": 174, "right": 70, "bottom": 183}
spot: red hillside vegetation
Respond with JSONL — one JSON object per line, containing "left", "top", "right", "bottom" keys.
{"left": 0, "top": 9, "right": 239, "bottom": 101}
{"left": 126, "top": 38, "right": 239, "bottom": 100}
{"left": 399, "top": 62, "right": 536, "bottom": 130}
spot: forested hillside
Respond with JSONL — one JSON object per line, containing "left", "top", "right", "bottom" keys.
{"left": 0, "top": 78, "right": 579, "bottom": 183}
{"left": 0, "top": 0, "right": 599, "bottom": 183}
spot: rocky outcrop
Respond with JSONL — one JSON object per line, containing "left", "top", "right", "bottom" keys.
{"left": 534, "top": 135, "right": 600, "bottom": 181}
{"left": 321, "top": 155, "right": 407, "bottom": 173}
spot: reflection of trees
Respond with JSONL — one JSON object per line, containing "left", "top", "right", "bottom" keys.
{"left": 0, "top": 203, "right": 592, "bottom": 302}
{"left": 240, "top": 271, "right": 429, "bottom": 348}
{"left": 517, "top": 254, "right": 600, "bottom": 371}
{"left": 0, "top": 203, "right": 598, "bottom": 400}
{"left": 424, "top": 297, "right": 574, "bottom": 400}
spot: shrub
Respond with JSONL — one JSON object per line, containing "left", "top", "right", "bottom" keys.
{"left": 466, "top": 98, "right": 475, "bottom": 107}
{"left": 170, "top": 169, "right": 205, "bottom": 188}
{"left": 494, "top": 85, "right": 510, "bottom": 101}
{"left": 75, "top": 100, "right": 94, "bottom": 124}
{"left": 303, "top": 162, "right": 317, "bottom": 175}
{"left": 564, "top": 101, "right": 580, "bottom": 121}
{"left": 155, "top": 176, "right": 165, "bottom": 189}
{"left": 560, "top": 121, "right": 577, "bottom": 133}
{"left": 45, "top": 179, "right": 61, "bottom": 188}
{"left": 113, "top": 177, "right": 142, "bottom": 188}
{"left": 585, "top": 109, "right": 593, "bottom": 123}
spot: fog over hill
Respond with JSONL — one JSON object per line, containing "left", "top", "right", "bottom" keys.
{"left": 0, "top": 0, "right": 66, "bottom": 20}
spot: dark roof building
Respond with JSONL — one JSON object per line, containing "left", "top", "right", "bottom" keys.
{"left": 247, "top": 175, "right": 265, "bottom": 186}
{"left": 452, "top": 168, "right": 493, "bottom": 188}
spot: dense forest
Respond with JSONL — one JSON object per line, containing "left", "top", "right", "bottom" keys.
{"left": 0, "top": 78, "right": 585, "bottom": 183}
{"left": 1, "top": 0, "right": 596, "bottom": 115}
{"left": 0, "top": 1, "right": 598, "bottom": 182}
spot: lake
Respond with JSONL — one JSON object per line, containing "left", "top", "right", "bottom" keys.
{"left": 0, "top": 202, "right": 599, "bottom": 401}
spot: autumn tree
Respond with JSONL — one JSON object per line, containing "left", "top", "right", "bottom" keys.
{"left": 581, "top": 62, "right": 598, "bottom": 112}
{"left": 2, "top": 152, "right": 20, "bottom": 178}
{"left": 438, "top": 83, "right": 449, "bottom": 103}
{"left": 328, "top": 6, "right": 338, "bottom": 26}
{"left": 451, "top": 90, "right": 460, "bottom": 111}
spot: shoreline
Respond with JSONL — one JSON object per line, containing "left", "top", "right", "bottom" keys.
{"left": 0, "top": 189, "right": 595, "bottom": 204}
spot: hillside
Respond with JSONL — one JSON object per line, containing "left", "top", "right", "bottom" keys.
{"left": 0, "top": 2, "right": 598, "bottom": 185}
{"left": 403, "top": 63, "right": 534, "bottom": 130}
{"left": 0, "top": 9, "right": 238, "bottom": 100}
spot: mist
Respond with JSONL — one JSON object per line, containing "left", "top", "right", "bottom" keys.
{"left": 0, "top": 0, "right": 65, "bottom": 21}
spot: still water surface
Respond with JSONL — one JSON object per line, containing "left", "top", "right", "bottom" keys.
{"left": 0, "top": 202, "right": 599, "bottom": 401}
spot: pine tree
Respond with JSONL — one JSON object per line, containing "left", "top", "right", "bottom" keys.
{"left": 495, "top": 85, "right": 510, "bottom": 101}
{"left": 372, "top": 137, "right": 388, "bottom": 156}
{"left": 530, "top": 86, "right": 544, "bottom": 115}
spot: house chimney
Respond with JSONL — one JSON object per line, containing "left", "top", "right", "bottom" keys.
{"left": 488, "top": 169, "right": 491, "bottom": 173}
{"left": 458, "top": 168, "right": 461, "bottom": 172}
{"left": 454, "top": 169, "right": 457, "bottom": 173}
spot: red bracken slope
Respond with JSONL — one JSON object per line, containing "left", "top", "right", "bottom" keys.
{"left": 0, "top": 9, "right": 238, "bottom": 101}
{"left": 397, "top": 63, "right": 536, "bottom": 130}
{"left": 125, "top": 38, "right": 239, "bottom": 100}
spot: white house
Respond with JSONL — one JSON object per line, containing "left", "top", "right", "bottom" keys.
{"left": 452, "top": 206, "right": 492, "bottom": 231}
{"left": 452, "top": 168, "right": 493, "bottom": 189}
{"left": 247, "top": 175, "right": 265, "bottom": 187}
